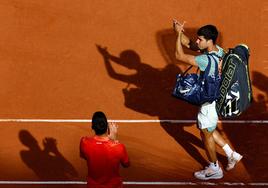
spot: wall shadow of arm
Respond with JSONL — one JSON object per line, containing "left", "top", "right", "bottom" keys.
{"left": 96, "top": 44, "right": 134, "bottom": 83}
{"left": 156, "top": 28, "right": 199, "bottom": 66}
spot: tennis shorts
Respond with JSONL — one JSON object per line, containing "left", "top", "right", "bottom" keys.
{"left": 197, "top": 101, "right": 218, "bottom": 132}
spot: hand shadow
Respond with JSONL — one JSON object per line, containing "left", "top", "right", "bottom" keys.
{"left": 19, "top": 130, "right": 78, "bottom": 180}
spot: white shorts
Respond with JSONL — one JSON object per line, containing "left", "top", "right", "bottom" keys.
{"left": 197, "top": 101, "right": 218, "bottom": 131}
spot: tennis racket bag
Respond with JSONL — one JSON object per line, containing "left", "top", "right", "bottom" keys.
{"left": 216, "top": 44, "right": 252, "bottom": 118}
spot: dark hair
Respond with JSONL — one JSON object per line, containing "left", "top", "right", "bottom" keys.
{"left": 92, "top": 111, "right": 108, "bottom": 135}
{"left": 197, "top": 25, "right": 218, "bottom": 44}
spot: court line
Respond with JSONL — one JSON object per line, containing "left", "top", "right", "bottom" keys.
{"left": 0, "top": 181, "right": 267, "bottom": 186}
{"left": 0, "top": 119, "right": 267, "bottom": 124}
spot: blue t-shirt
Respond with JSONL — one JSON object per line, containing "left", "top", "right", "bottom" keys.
{"left": 195, "top": 45, "right": 225, "bottom": 75}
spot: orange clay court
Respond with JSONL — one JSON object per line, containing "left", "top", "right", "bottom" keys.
{"left": 0, "top": 0, "right": 267, "bottom": 188}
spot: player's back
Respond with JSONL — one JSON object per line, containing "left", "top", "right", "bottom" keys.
{"left": 80, "top": 136, "right": 129, "bottom": 188}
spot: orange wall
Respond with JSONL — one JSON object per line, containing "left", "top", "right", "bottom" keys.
{"left": 0, "top": 0, "right": 267, "bottom": 119}
{"left": 0, "top": 0, "right": 267, "bottom": 184}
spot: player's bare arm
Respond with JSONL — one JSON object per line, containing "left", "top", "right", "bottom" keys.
{"left": 173, "top": 19, "right": 198, "bottom": 67}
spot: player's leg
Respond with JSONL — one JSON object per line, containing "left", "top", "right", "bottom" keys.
{"left": 194, "top": 128, "right": 223, "bottom": 180}
{"left": 213, "top": 130, "right": 243, "bottom": 171}
{"left": 195, "top": 102, "right": 223, "bottom": 180}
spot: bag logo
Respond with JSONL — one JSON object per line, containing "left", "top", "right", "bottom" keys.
{"left": 224, "top": 90, "right": 240, "bottom": 117}
{"left": 216, "top": 58, "right": 236, "bottom": 111}
{"left": 179, "top": 88, "right": 191, "bottom": 94}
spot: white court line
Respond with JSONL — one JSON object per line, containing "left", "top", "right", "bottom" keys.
{"left": 0, "top": 119, "right": 267, "bottom": 124}
{"left": 0, "top": 181, "right": 267, "bottom": 186}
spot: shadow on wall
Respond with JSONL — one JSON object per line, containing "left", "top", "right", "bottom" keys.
{"left": 156, "top": 28, "right": 199, "bottom": 65}
{"left": 96, "top": 43, "right": 225, "bottom": 168}
{"left": 96, "top": 27, "right": 268, "bottom": 180}
{"left": 222, "top": 71, "right": 268, "bottom": 181}
{"left": 19, "top": 130, "right": 78, "bottom": 180}
{"left": 94, "top": 28, "right": 224, "bottom": 166}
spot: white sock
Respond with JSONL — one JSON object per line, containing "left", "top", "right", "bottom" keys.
{"left": 209, "top": 161, "right": 219, "bottom": 170}
{"left": 232, "top": 151, "right": 242, "bottom": 160}
{"left": 222, "top": 144, "right": 233, "bottom": 158}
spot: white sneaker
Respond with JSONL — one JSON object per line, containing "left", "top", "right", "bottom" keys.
{"left": 226, "top": 151, "right": 243, "bottom": 171}
{"left": 194, "top": 166, "right": 223, "bottom": 180}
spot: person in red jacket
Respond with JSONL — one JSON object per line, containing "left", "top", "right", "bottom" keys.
{"left": 80, "top": 111, "right": 130, "bottom": 188}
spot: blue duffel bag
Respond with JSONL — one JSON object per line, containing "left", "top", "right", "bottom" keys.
{"left": 172, "top": 54, "right": 221, "bottom": 105}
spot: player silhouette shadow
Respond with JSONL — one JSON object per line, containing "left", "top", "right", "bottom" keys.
{"left": 96, "top": 43, "right": 226, "bottom": 167}
{"left": 19, "top": 130, "right": 78, "bottom": 181}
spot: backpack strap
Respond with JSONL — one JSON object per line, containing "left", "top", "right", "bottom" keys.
{"left": 206, "top": 54, "right": 219, "bottom": 77}
{"left": 206, "top": 55, "right": 212, "bottom": 76}
{"left": 209, "top": 52, "right": 222, "bottom": 60}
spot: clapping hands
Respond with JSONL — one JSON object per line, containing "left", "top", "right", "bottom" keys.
{"left": 108, "top": 121, "right": 118, "bottom": 141}
{"left": 173, "top": 19, "right": 186, "bottom": 34}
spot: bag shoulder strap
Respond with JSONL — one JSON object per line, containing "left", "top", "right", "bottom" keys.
{"left": 204, "top": 55, "right": 213, "bottom": 77}
{"left": 208, "top": 52, "right": 221, "bottom": 59}
{"left": 206, "top": 54, "right": 219, "bottom": 76}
